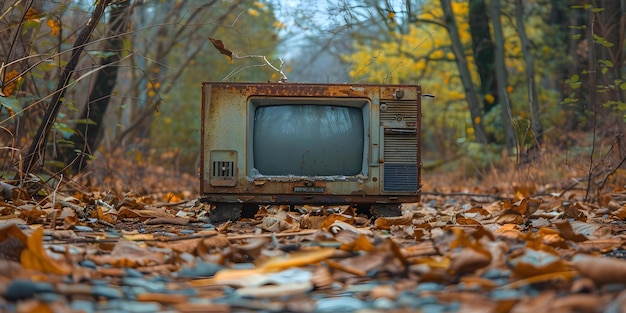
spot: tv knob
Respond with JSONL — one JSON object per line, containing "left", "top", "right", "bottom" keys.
{"left": 394, "top": 90, "right": 404, "bottom": 99}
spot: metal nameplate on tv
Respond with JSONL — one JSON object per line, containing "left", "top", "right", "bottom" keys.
{"left": 293, "top": 186, "right": 325, "bottom": 193}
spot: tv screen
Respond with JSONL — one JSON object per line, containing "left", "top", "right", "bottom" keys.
{"left": 253, "top": 104, "right": 365, "bottom": 176}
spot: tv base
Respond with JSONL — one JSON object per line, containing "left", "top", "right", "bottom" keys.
{"left": 204, "top": 201, "right": 404, "bottom": 224}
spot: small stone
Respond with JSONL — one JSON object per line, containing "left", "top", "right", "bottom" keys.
{"left": 39, "top": 292, "right": 60, "bottom": 302}
{"left": 415, "top": 282, "right": 444, "bottom": 292}
{"left": 92, "top": 285, "right": 123, "bottom": 299}
{"left": 71, "top": 300, "right": 95, "bottom": 313}
{"left": 122, "top": 277, "right": 166, "bottom": 293}
{"left": 180, "top": 229, "right": 195, "bottom": 235}
{"left": 98, "top": 300, "right": 161, "bottom": 313}
{"left": 73, "top": 225, "right": 94, "bottom": 232}
{"left": 372, "top": 297, "right": 397, "bottom": 310}
{"left": 177, "top": 261, "right": 223, "bottom": 278}
{"left": 490, "top": 288, "right": 523, "bottom": 300}
{"left": 315, "top": 297, "right": 367, "bottom": 312}
{"left": 5, "top": 280, "right": 54, "bottom": 301}
{"left": 125, "top": 268, "right": 144, "bottom": 278}
{"left": 79, "top": 259, "right": 97, "bottom": 269}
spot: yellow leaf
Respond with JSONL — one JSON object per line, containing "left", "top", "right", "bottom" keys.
{"left": 2, "top": 70, "right": 19, "bottom": 96}
{"left": 484, "top": 93, "right": 495, "bottom": 104}
{"left": 46, "top": 19, "right": 61, "bottom": 35}
{"left": 248, "top": 8, "right": 259, "bottom": 16}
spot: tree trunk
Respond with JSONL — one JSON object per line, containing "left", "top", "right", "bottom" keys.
{"left": 64, "top": 0, "right": 131, "bottom": 173}
{"left": 18, "top": 0, "right": 111, "bottom": 179}
{"left": 468, "top": 0, "right": 497, "bottom": 113}
{"left": 440, "top": 0, "right": 487, "bottom": 144}
{"left": 515, "top": 0, "right": 544, "bottom": 145}
{"left": 490, "top": 0, "right": 516, "bottom": 153}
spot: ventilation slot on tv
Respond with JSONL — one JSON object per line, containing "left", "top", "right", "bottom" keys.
{"left": 213, "top": 161, "right": 234, "bottom": 177}
{"left": 383, "top": 130, "right": 418, "bottom": 193}
{"left": 209, "top": 157, "right": 237, "bottom": 187}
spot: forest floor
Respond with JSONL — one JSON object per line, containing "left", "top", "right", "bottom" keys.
{"left": 1, "top": 142, "right": 626, "bottom": 313}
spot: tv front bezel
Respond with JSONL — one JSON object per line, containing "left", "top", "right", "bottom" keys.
{"left": 246, "top": 96, "right": 371, "bottom": 182}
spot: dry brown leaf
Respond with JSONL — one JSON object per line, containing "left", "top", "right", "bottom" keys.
{"left": 456, "top": 217, "right": 482, "bottom": 225}
{"left": 549, "top": 294, "right": 605, "bottom": 311}
{"left": 21, "top": 228, "right": 71, "bottom": 275}
{"left": 89, "top": 239, "right": 165, "bottom": 268}
{"left": 117, "top": 207, "right": 173, "bottom": 221}
{"left": 96, "top": 206, "right": 117, "bottom": 224}
{"left": 576, "top": 238, "right": 623, "bottom": 253}
{"left": 495, "top": 210, "right": 524, "bottom": 224}
{"left": 259, "top": 247, "right": 336, "bottom": 271}
{"left": 339, "top": 233, "right": 375, "bottom": 252}
{"left": 321, "top": 213, "right": 355, "bottom": 231}
{"left": 570, "top": 254, "right": 626, "bottom": 284}
{"left": 374, "top": 213, "right": 413, "bottom": 230}
{"left": 145, "top": 217, "right": 190, "bottom": 225}
{"left": 155, "top": 238, "right": 202, "bottom": 254}
{"left": 136, "top": 293, "right": 189, "bottom": 304}
{"left": 209, "top": 37, "right": 233, "bottom": 60}
{"left": 450, "top": 247, "right": 491, "bottom": 275}
{"left": 0, "top": 223, "right": 28, "bottom": 261}
{"left": 554, "top": 219, "right": 589, "bottom": 242}
{"left": 326, "top": 258, "right": 367, "bottom": 276}
{"left": 611, "top": 205, "right": 626, "bottom": 220}
{"left": 459, "top": 276, "right": 498, "bottom": 290}
{"left": 509, "top": 248, "right": 570, "bottom": 278}
{"left": 502, "top": 271, "right": 577, "bottom": 289}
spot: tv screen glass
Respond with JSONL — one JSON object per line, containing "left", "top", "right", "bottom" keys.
{"left": 253, "top": 104, "right": 364, "bottom": 176}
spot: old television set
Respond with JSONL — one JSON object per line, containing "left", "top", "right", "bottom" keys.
{"left": 200, "top": 82, "right": 421, "bottom": 215}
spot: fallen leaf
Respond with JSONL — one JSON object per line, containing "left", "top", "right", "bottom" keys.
{"left": 374, "top": 213, "right": 413, "bottom": 230}
{"left": 570, "top": 254, "right": 626, "bottom": 284}
{"left": 554, "top": 219, "right": 589, "bottom": 242}
{"left": 21, "top": 228, "right": 71, "bottom": 275}
{"left": 0, "top": 223, "right": 28, "bottom": 261}
{"left": 450, "top": 247, "right": 491, "bottom": 275}
{"left": 260, "top": 247, "right": 336, "bottom": 271}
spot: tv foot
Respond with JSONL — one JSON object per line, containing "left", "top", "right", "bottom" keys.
{"left": 209, "top": 203, "right": 242, "bottom": 224}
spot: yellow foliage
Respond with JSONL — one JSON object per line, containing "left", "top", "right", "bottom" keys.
{"left": 484, "top": 93, "right": 495, "bottom": 104}
{"left": 248, "top": 8, "right": 259, "bottom": 17}
{"left": 273, "top": 20, "right": 286, "bottom": 30}
{"left": 343, "top": 0, "right": 538, "bottom": 143}
{"left": 46, "top": 19, "right": 61, "bottom": 35}
{"left": 2, "top": 70, "right": 20, "bottom": 96}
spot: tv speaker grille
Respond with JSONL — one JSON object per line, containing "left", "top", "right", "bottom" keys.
{"left": 380, "top": 101, "right": 419, "bottom": 124}
{"left": 383, "top": 163, "right": 418, "bottom": 192}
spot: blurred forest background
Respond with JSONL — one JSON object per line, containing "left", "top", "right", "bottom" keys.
{"left": 0, "top": 0, "right": 624, "bottom": 197}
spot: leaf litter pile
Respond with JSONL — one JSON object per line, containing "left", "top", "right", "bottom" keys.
{"left": 1, "top": 179, "right": 626, "bottom": 312}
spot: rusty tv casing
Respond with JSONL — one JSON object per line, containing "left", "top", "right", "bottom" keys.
{"left": 200, "top": 82, "right": 421, "bottom": 209}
